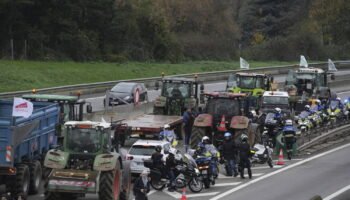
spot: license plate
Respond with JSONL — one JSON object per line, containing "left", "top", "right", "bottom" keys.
{"left": 201, "top": 170, "right": 208, "bottom": 175}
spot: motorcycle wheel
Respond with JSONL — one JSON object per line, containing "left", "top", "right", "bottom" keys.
{"left": 150, "top": 179, "right": 166, "bottom": 191}
{"left": 188, "top": 178, "right": 203, "bottom": 193}
{"left": 203, "top": 179, "right": 211, "bottom": 189}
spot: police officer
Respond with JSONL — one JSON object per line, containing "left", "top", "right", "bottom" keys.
{"left": 238, "top": 134, "right": 252, "bottom": 179}
{"left": 151, "top": 146, "right": 166, "bottom": 180}
{"left": 220, "top": 132, "right": 238, "bottom": 177}
{"left": 202, "top": 136, "right": 220, "bottom": 183}
{"left": 282, "top": 119, "right": 297, "bottom": 160}
{"left": 274, "top": 107, "right": 284, "bottom": 126}
{"left": 160, "top": 124, "right": 178, "bottom": 147}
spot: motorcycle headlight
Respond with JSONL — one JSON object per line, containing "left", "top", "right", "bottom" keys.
{"left": 195, "top": 168, "right": 200, "bottom": 175}
{"left": 331, "top": 112, "right": 335, "bottom": 115}
{"left": 123, "top": 96, "right": 131, "bottom": 100}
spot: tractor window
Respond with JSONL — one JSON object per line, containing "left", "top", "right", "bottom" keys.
{"left": 286, "top": 70, "right": 297, "bottom": 85}
{"left": 238, "top": 76, "right": 256, "bottom": 89}
{"left": 256, "top": 77, "right": 265, "bottom": 89}
{"left": 206, "top": 98, "right": 240, "bottom": 116}
{"left": 67, "top": 128, "right": 101, "bottom": 153}
{"left": 315, "top": 74, "right": 325, "bottom": 87}
{"left": 162, "top": 82, "right": 191, "bottom": 98}
{"left": 296, "top": 73, "right": 316, "bottom": 80}
{"left": 227, "top": 74, "right": 237, "bottom": 88}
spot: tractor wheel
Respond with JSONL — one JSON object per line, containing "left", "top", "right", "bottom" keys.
{"left": 190, "top": 127, "right": 207, "bottom": 149}
{"left": 121, "top": 160, "right": 131, "bottom": 200}
{"left": 29, "top": 161, "right": 42, "bottom": 194}
{"left": 11, "top": 164, "right": 30, "bottom": 198}
{"left": 153, "top": 107, "right": 164, "bottom": 115}
{"left": 99, "top": 161, "right": 122, "bottom": 200}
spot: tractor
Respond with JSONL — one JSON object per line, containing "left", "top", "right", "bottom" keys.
{"left": 189, "top": 92, "right": 257, "bottom": 148}
{"left": 284, "top": 67, "right": 335, "bottom": 113}
{"left": 153, "top": 75, "right": 204, "bottom": 116}
{"left": 44, "top": 121, "right": 131, "bottom": 200}
{"left": 23, "top": 93, "right": 92, "bottom": 144}
{"left": 226, "top": 72, "right": 274, "bottom": 110}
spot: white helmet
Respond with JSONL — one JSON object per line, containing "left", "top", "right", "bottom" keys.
{"left": 202, "top": 136, "right": 210, "bottom": 143}
{"left": 315, "top": 99, "right": 321, "bottom": 104}
{"left": 275, "top": 107, "right": 281, "bottom": 114}
{"left": 164, "top": 124, "right": 170, "bottom": 129}
{"left": 285, "top": 119, "right": 293, "bottom": 126}
{"left": 305, "top": 105, "right": 310, "bottom": 110}
{"left": 336, "top": 97, "right": 341, "bottom": 101}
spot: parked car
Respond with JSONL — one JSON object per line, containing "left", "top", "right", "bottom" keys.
{"left": 126, "top": 140, "right": 179, "bottom": 175}
{"left": 104, "top": 82, "right": 148, "bottom": 106}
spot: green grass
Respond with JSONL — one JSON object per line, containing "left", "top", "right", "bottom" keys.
{"left": 0, "top": 60, "right": 298, "bottom": 93}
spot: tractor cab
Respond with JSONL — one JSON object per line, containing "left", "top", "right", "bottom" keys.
{"left": 154, "top": 76, "right": 203, "bottom": 116}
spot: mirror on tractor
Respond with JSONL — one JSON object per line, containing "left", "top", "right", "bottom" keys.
{"left": 86, "top": 104, "right": 92, "bottom": 113}
{"left": 155, "top": 81, "right": 160, "bottom": 90}
{"left": 331, "top": 74, "right": 335, "bottom": 80}
{"left": 200, "top": 84, "right": 205, "bottom": 92}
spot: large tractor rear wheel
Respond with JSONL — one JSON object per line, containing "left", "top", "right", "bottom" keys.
{"left": 99, "top": 161, "right": 122, "bottom": 200}
{"left": 190, "top": 127, "right": 207, "bottom": 149}
{"left": 29, "top": 161, "right": 42, "bottom": 194}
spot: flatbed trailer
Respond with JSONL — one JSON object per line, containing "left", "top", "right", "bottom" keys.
{"left": 116, "top": 114, "right": 183, "bottom": 145}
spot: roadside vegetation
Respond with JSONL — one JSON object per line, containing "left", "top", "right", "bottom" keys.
{"left": 0, "top": 60, "right": 297, "bottom": 92}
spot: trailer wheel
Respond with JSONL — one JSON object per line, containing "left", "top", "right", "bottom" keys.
{"left": 29, "top": 161, "right": 42, "bottom": 194}
{"left": 99, "top": 161, "right": 122, "bottom": 200}
{"left": 190, "top": 127, "right": 207, "bottom": 149}
{"left": 120, "top": 160, "right": 131, "bottom": 200}
{"left": 12, "top": 164, "right": 30, "bottom": 198}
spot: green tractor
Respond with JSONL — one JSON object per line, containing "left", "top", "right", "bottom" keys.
{"left": 44, "top": 121, "right": 131, "bottom": 200}
{"left": 226, "top": 72, "right": 274, "bottom": 110}
{"left": 284, "top": 67, "right": 334, "bottom": 113}
{"left": 153, "top": 75, "right": 204, "bottom": 116}
{"left": 23, "top": 94, "right": 92, "bottom": 144}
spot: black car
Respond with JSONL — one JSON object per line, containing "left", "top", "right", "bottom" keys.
{"left": 104, "top": 82, "right": 148, "bottom": 106}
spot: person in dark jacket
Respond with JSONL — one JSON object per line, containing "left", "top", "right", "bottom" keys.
{"left": 182, "top": 108, "right": 195, "bottom": 145}
{"left": 166, "top": 148, "right": 178, "bottom": 191}
{"left": 133, "top": 170, "right": 151, "bottom": 200}
{"left": 151, "top": 145, "right": 166, "bottom": 179}
{"left": 220, "top": 132, "right": 238, "bottom": 177}
{"left": 238, "top": 134, "right": 252, "bottom": 179}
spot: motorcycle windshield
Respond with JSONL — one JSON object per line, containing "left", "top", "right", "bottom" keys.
{"left": 181, "top": 153, "right": 198, "bottom": 169}
{"left": 330, "top": 100, "right": 339, "bottom": 108}
{"left": 299, "top": 111, "right": 310, "bottom": 119}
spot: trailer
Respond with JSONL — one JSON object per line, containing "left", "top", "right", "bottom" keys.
{"left": 0, "top": 99, "right": 60, "bottom": 198}
{"left": 116, "top": 114, "right": 183, "bottom": 146}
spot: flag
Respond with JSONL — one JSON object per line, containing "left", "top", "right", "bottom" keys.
{"left": 12, "top": 98, "right": 33, "bottom": 118}
{"left": 300, "top": 55, "right": 308, "bottom": 68}
{"left": 328, "top": 58, "right": 337, "bottom": 71}
{"left": 240, "top": 57, "right": 249, "bottom": 69}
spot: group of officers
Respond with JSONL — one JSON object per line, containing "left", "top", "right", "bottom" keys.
{"left": 150, "top": 124, "right": 254, "bottom": 192}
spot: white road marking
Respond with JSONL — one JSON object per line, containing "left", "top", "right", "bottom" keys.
{"left": 164, "top": 190, "right": 181, "bottom": 199}
{"left": 323, "top": 185, "right": 350, "bottom": 200}
{"left": 210, "top": 143, "right": 350, "bottom": 200}
{"left": 187, "top": 192, "right": 220, "bottom": 198}
{"left": 214, "top": 182, "right": 242, "bottom": 187}
{"left": 272, "top": 158, "right": 303, "bottom": 162}
{"left": 218, "top": 173, "right": 263, "bottom": 179}
{"left": 336, "top": 91, "right": 350, "bottom": 95}
{"left": 251, "top": 165, "right": 283, "bottom": 170}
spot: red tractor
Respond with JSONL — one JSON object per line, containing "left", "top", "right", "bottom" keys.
{"left": 190, "top": 92, "right": 256, "bottom": 148}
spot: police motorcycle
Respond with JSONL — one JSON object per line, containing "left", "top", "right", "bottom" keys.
{"left": 309, "top": 105, "right": 323, "bottom": 129}
{"left": 282, "top": 119, "right": 297, "bottom": 160}
{"left": 296, "top": 111, "right": 313, "bottom": 134}
{"left": 159, "top": 124, "right": 179, "bottom": 147}
{"left": 191, "top": 143, "right": 216, "bottom": 189}
{"left": 144, "top": 153, "right": 204, "bottom": 193}
{"left": 344, "top": 97, "right": 350, "bottom": 121}
{"left": 250, "top": 143, "right": 273, "bottom": 168}
{"left": 327, "top": 100, "right": 344, "bottom": 128}
{"left": 263, "top": 112, "right": 283, "bottom": 147}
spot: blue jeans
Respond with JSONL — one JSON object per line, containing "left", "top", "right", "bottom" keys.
{"left": 168, "top": 170, "right": 175, "bottom": 187}
{"left": 225, "top": 159, "right": 237, "bottom": 176}
{"left": 185, "top": 131, "right": 191, "bottom": 145}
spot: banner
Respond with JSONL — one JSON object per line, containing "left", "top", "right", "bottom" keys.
{"left": 328, "top": 58, "right": 337, "bottom": 71}
{"left": 240, "top": 57, "right": 249, "bottom": 69}
{"left": 12, "top": 98, "right": 33, "bottom": 118}
{"left": 300, "top": 55, "right": 308, "bottom": 68}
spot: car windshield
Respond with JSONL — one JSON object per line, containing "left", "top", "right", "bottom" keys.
{"left": 206, "top": 98, "right": 240, "bottom": 116}
{"left": 263, "top": 96, "right": 289, "bottom": 105}
{"left": 66, "top": 128, "right": 101, "bottom": 153}
{"left": 162, "top": 82, "right": 191, "bottom": 98}
{"left": 111, "top": 84, "right": 134, "bottom": 93}
{"left": 129, "top": 145, "right": 156, "bottom": 156}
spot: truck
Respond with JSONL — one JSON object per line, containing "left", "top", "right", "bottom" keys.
{"left": 23, "top": 94, "right": 92, "bottom": 144}
{"left": 0, "top": 99, "right": 60, "bottom": 198}
{"left": 116, "top": 114, "right": 183, "bottom": 146}
{"left": 44, "top": 121, "right": 131, "bottom": 200}
{"left": 260, "top": 91, "right": 292, "bottom": 117}
{"left": 226, "top": 72, "right": 274, "bottom": 110}
{"left": 284, "top": 67, "right": 335, "bottom": 111}
{"left": 153, "top": 75, "right": 204, "bottom": 116}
